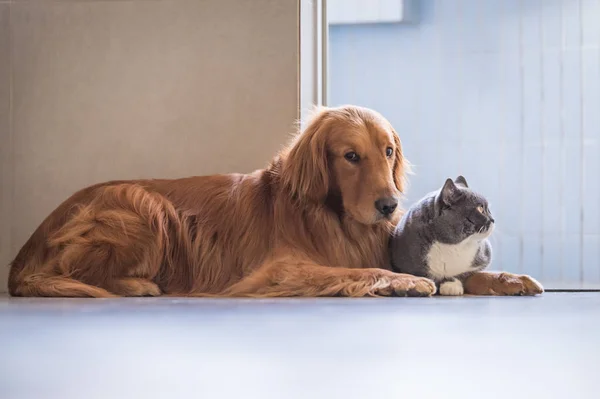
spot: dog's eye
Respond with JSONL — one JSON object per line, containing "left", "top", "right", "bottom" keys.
{"left": 386, "top": 147, "right": 393, "bottom": 157}
{"left": 344, "top": 152, "right": 360, "bottom": 163}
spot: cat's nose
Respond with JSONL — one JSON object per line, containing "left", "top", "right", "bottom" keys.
{"left": 375, "top": 196, "right": 398, "bottom": 216}
{"left": 488, "top": 218, "right": 495, "bottom": 225}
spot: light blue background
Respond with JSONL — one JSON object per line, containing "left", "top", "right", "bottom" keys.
{"left": 329, "top": 0, "right": 600, "bottom": 287}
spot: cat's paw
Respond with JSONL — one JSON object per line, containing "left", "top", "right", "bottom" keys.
{"left": 439, "top": 279, "right": 464, "bottom": 296}
{"left": 464, "top": 272, "right": 544, "bottom": 296}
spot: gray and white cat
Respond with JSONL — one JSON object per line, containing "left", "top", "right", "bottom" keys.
{"left": 389, "top": 176, "right": 494, "bottom": 296}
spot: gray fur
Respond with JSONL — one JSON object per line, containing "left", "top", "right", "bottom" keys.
{"left": 389, "top": 176, "right": 494, "bottom": 290}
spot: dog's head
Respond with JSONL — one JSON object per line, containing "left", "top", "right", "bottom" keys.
{"left": 281, "top": 105, "right": 409, "bottom": 225}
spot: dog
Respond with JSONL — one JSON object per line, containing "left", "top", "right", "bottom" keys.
{"left": 8, "top": 105, "right": 543, "bottom": 297}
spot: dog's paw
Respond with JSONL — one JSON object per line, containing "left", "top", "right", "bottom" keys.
{"left": 439, "top": 279, "right": 464, "bottom": 296}
{"left": 493, "top": 273, "right": 544, "bottom": 296}
{"left": 374, "top": 274, "right": 436, "bottom": 297}
{"left": 464, "top": 272, "right": 544, "bottom": 296}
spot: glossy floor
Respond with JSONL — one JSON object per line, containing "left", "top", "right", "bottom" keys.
{"left": 1, "top": 293, "right": 598, "bottom": 399}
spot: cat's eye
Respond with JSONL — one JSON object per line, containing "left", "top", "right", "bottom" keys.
{"left": 385, "top": 147, "right": 393, "bottom": 158}
{"left": 344, "top": 151, "right": 360, "bottom": 163}
{"left": 477, "top": 205, "right": 485, "bottom": 214}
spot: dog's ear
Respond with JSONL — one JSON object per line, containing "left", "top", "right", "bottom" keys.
{"left": 281, "top": 109, "right": 330, "bottom": 202}
{"left": 391, "top": 130, "right": 410, "bottom": 193}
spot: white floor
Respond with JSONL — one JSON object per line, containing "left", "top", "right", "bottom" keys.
{"left": 1, "top": 293, "right": 598, "bottom": 399}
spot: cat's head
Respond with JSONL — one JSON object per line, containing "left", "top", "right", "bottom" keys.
{"left": 433, "top": 176, "right": 494, "bottom": 243}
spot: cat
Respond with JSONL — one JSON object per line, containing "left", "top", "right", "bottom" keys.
{"left": 389, "top": 176, "right": 494, "bottom": 296}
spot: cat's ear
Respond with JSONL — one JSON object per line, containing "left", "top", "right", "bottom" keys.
{"left": 441, "top": 178, "right": 459, "bottom": 205}
{"left": 455, "top": 175, "right": 468, "bottom": 188}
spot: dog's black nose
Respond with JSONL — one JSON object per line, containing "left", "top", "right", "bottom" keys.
{"left": 375, "top": 197, "right": 398, "bottom": 216}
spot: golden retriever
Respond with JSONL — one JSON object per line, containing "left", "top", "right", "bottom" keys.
{"left": 8, "top": 105, "right": 543, "bottom": 297}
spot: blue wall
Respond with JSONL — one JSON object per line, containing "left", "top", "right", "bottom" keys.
{"left": 329, "top": 0, "right": 600, "bottom": 287}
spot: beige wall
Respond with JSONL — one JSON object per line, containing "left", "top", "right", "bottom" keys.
{"left": 0, "top": 0, "right": 300, "bottom": 292}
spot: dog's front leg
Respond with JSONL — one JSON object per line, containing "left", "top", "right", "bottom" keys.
{"left": 220, "top": 257, "right": 436, "bottom": 298}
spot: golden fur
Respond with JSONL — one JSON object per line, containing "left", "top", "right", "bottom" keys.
{"left": 7, "top": 105, "right": 543, "bottom": 297}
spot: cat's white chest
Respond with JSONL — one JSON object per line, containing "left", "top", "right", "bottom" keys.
{"left": 426, "top": 238, "right": 479, "bottom": 280}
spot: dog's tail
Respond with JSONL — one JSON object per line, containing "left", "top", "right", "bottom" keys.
{"left": 10, "top": 273, "right": 116, "bottom": 298}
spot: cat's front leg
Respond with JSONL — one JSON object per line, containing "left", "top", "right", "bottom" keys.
{"left": 438, "top": 278, "right": 464, "bottom": 296}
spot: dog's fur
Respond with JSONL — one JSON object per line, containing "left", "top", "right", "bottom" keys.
{"left": 7, "top": 105, "right": 543, "bottom": 297}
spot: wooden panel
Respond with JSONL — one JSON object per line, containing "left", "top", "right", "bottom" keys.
{"left": 0, "top": 4, "right": 11, "bottom": 292}
{"left": 1, "top": 0, "right": 300, "bottom": 292}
